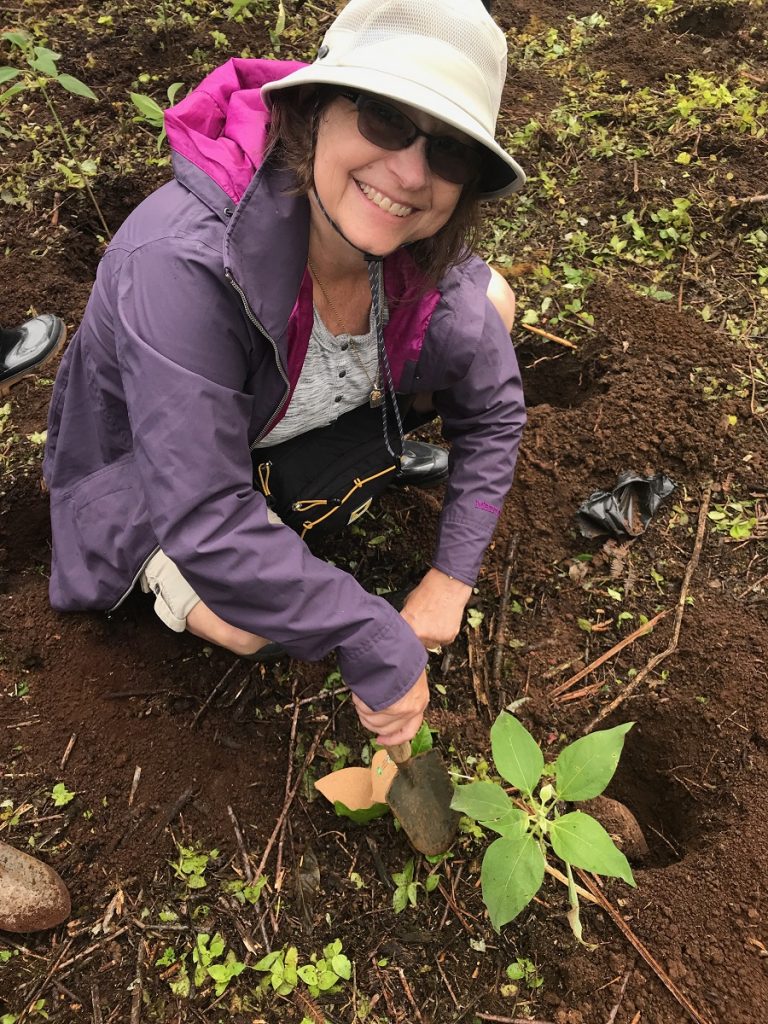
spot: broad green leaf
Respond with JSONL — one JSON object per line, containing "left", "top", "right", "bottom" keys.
{"left": 166, "top": 81, "right": 184, "bottom": 105}
{"left": 130, "top": 91, "right": 164, "bottom": 126}
{"left": 553, "top": 722, "right": 634, "bottom": 801}
{"left": 1, "top": 82, "right": 27, "bottom": 104}
{"left": 0, "top": 68, "right": 20, "bottom": 85}
{"left": 480, "top": 832, "right": 545, "bottom": 930}
{"left": 1, "top": 31, "right": 31, "bottom": 49}
{"left": 410, "top": 720, "right": 434, "bottom": 755}
{"left": 392, "top": 885, "right": 408, "bottom": 914}
{"left": 297, "top": 964, "right": 318, "bottom": 985}
{"left": 253, "top": 950, "right": 282, "bottom": 971}
{"left": 490, "top": 713, "right": 544, "bottom": 796}
{"left": 332, "top": 953, "right": 351, "bottom": 979}
{"left": 451, "top": 781, "right": 527, "bottom": 836}
{"left": 332, "top": 799, "right": 389, "bottom": 824}
{"left": 550, "top": 812, "right": 635, "bottom": 886}
{"left": 56, "top": 74, "right": 97, "bottom": 100}
{"left": 31, "top": 46, "right": 60, "bottom": 76}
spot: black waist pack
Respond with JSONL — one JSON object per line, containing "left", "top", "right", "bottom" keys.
{"left": 253, "top": 402, "right": 403, "bottom": 539}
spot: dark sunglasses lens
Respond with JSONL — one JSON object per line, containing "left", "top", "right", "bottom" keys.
{"left": 427, "top": 138, "right": 484, "bottom": 185}
{"left": 355, "top": 94, "right": 484, "bottom": 186}
{"left": 357, "top": 98, "right": 415, "bottom": 150}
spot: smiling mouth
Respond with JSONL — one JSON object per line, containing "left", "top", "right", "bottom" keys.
{"left": 356, "top": 180, "right": 415, "bottom": 218}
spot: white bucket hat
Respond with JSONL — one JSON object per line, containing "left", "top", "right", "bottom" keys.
{"left": 261, "top": 0, "right": 526, "bottom": 200}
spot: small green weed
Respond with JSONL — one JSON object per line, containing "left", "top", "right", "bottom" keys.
{"left": 708, "top": 499, "right": 757, "bottom": 540}
{"left": 391, "top": 858, "right": 440, "bottom": 913}
{"left": 170, "top": 843, "right": 219, "bottom": 889}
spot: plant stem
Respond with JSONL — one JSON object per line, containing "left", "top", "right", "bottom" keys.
{"left": 41, "top": 82, "right": 112, "bottom": 239}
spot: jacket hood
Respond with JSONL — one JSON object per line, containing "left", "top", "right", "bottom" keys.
{"left": 165, "top": 58, "right": 306, "bottom": 203}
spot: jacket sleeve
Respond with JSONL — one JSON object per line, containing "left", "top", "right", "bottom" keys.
{"left": 430, "top": 273, "right": 526, "bottom": 586}
{"left": 114, "top": 235, "right": 427, "bottom": 710}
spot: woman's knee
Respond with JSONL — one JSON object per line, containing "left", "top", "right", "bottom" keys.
{"left": 486, "top": 265, "right": 516, "bottom": 332}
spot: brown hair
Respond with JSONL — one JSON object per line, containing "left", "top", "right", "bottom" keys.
{"left": 264, "top": 88, "right": 482, "bottom": 285}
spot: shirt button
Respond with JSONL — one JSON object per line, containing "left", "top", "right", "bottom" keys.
{"left": 340, "top": 343, "right": 349, "bottom": 351}
{"left": 334, "top": 396, "right": 342, "bottom": 403}
{"left": 339, "top": 370, "right": 346, "bottom": 378}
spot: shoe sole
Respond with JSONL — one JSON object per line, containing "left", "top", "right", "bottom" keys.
{"left": 394, "top": 470, "right": 449, "bottom": 489}
{"left": 0, "top": 323, "right": 68, "bottom": 399}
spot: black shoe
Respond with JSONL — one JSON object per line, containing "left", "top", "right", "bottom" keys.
{"left": 0, "top": 314, "right": 67, "bottom": 394}
{"left": 395, "top": 441, "right": 449, "bottom": 488}
{"left": 243, "top": 641, "right": 288, "bottom": 663}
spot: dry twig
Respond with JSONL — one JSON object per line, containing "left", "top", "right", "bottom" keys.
{"left": 254, "top": 719, "right": 329, "bottom": 881}
{"left": 575, "top": 870, "right": 713, "bottom": 1024}
{"left": 227, "top": 804, "right": 253, "bottom": 883}
{"left": 584, "top": 484, "right": 712, "bottom": 733}
{"left": 128, "top": 767, "right": 141, "bottom": 808}
{"left": 476, "top": 1016, "right": 555, "bottom": 1024}
{"left": 549, "top": 608, "right": 671, "bottom": 701}
{"left": 395, "top": 965, "right": 427, "bottom": 1024}
{"left": 274, "top": 685, "right": 301, "bottom": 897}
{"left": 605, "top": 969, "right": 631, "bottom": 1024}
{"left": 492, "top": 532, "right": 520, "bottom": 695}
{"left": 91, "top": 983, "right": 103, "bottom": 1024}
{"left": 190, "top": 659, "right": 242, "bottom": 728}
{"left": 129, "top": 939, "right": 146, "bottom": 1024}
{"left": 520, "top": 323, "right": 578, "bottom": 349}
{"left": 146, "top": 787, "right": 197, "bottom": 843}
{"left": 17, "top": 939, "right": 74, "bottom": 1024}
{"left": 60, "top": 733, "right": 77, "bottom": 770}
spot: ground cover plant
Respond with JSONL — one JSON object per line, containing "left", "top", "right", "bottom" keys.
{"left": 1, "top": 1, "right": 767, "bottom": 1022}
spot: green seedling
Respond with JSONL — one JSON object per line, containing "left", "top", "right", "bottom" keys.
{"left": 50, "top": 782, "right": 75, "bottom": 807}
{"left": 130, "top": 82, "right": 183, "bottom": 152}
{"left": 451, "top": 713, "right": 635, "bottom": 938}
{"left": 253, "top": 939, "right": 351, "bottom": 999}
{"left": 504, "top": 956, "right": 543, "bottom": 994}
{"left": 708, "top": 500, "right": 758, "bottom": 540}
{"left": 390, "top": 858, "right": 440, "bottom": 913}
{"left": 1, "top": 31, "right": 109, "bottom": 237}
{"left": 221, "top": 876, "right": 267, "bottom": 905}
{"left": 155, "top": 933, "right": 245, "bottom": 998}
{"left": 170, "top": 843, "right": 219, "bottom": 889}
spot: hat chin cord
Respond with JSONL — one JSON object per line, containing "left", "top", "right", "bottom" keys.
{"left": 310, "top": 186, "right": 405, "bottom": 459}
{"left": 311, "top": 186, "right": 386, "bottom": 264}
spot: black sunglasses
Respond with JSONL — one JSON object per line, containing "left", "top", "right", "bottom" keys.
{"left": 336, "top": 89, "right": 485, "bottom": 186}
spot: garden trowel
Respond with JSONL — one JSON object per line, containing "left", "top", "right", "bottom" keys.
{"left": 385, "top": 741, "right": 459, "bottom": 856}
{"left": 0, "top": 840, "right": 71, "bottom": 933}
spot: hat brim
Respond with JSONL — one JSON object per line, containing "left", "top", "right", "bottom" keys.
{"left": 261, "top": 66, "right": 525, "bottom": 201}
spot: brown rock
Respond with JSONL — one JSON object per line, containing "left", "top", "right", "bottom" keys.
{"left": 0, "top": 840, "right": 71, "bottom": 932}
{"left": 580, "top": 795, "right": 649, "bottom": 861}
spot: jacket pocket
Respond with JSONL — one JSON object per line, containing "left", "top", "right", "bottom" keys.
{"left": 51, "top": 456, "right": 155, "bottom": 610}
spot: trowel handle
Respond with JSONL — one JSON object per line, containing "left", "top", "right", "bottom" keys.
{"left": 386, "top": 741, "right": 412, "bottom": 765}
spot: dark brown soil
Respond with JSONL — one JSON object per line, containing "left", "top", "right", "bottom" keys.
{"left": 2, "top": 2, "right": 767, "bottom": 1023}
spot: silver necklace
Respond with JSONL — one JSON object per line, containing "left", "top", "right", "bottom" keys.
{"left": 307, "top": 259, "right": 384, "bottom": 408}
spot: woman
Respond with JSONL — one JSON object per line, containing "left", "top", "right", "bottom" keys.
{"left": 43, "top": 0, "right": 526, "bottom": 748}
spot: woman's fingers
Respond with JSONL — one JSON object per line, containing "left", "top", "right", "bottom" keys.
{"left": 352, "top": 670, "right": 429, "bottom": 745}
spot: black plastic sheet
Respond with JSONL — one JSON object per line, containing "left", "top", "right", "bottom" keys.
{"left": 576, "top": 471, "right": 676, "bottom": 539}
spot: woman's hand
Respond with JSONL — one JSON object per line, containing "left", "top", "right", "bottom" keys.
{"left": 400, "top": 567, "right": 473, "bottom": 651}
{"left": 352, "top": 669, "right": 429, "bottom": 746}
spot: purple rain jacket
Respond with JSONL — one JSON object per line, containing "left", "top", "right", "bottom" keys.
{"left": 43, "top": 58, "right": 526, "bottom": 711}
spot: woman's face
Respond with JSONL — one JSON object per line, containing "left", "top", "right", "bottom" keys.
{"left": 312, "top": 93, "right": 466, "bottom": 257}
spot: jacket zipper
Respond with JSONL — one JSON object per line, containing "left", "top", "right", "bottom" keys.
{"left": 224, "top": 266, "right": 291, "bottom": 447}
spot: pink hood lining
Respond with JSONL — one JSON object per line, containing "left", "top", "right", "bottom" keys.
{"left": 165, "top": 58, "right": 307, "bottom": 203}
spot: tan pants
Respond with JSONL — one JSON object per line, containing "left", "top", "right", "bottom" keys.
{"left": 140, "top": 550, "right": 201, "bottom": 632}
{"left": 140, "top": 509, "right": 284, "bottom": 633}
